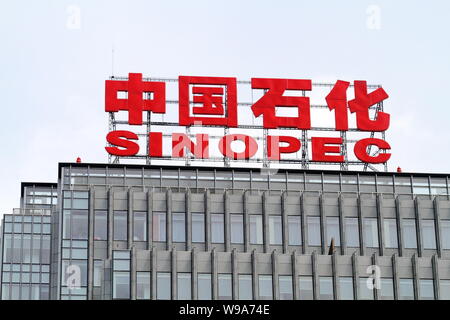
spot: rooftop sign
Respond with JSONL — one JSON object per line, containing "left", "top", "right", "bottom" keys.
{"left": 104, "top": 73, "right": 390, "bottom": 171}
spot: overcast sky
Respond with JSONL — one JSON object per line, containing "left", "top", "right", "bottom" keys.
{"left": 1, "top": 0, "right": 449, "bottom": 215}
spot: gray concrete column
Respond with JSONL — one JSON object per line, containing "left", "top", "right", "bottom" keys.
{"left": 87, "top": 187, "right": 95, "bottom": 300}
{"left": 357, "top": 195, "right": 365, "bottom": 256}
{"left": 130, "top": 246, "right": 136, "bottom": 300}
{"left": 107, "top": 188, "right": 114, "bottom": 259}
{"left": 414, "top": 197, "right": 423, "bottom": 257}
{"left": 338, "top": 194, "right": 346, "bottom": 255}
{"left": 272, "top": 250, "right": 279, "bottom": 300}
{"left": 243, "top": 191, "right": 250, "bottom": 252}
{"left": 251, "top": 249, "right": 258, "bottom": 299}
{"left": 171, "top": 247, "right": 177, "bottom": 300}
{"left": 395, "top": 197, "right": 404, "bottom": 257}
{"left": 151, "top": 247, "right": 157, "bottom": 300}
{"left": 433, "top": 197, "right": 442, "bottom": 258}
{"left": 372, "top": 253, "right": 379, "bottom": 300}
{"left": 231, "top": 248, "right": 238, "bottom": 299}
{"left": 127, "top": 188, "right": 133, "bottom": 249}
{"left": 319, "top": 194, "right": 326, "bottom": 255}
{"left": 292, "top": 250, "right": 299, "bottom": 300}
{"left": 205, "top": 190, "right": 212, "bottom": 252}
{"left": 332, "top": 252, "right": 338, "bottom": 300}
{"left": 392, "top": 254, "right": 399, "bottom": 300}
{"left": 412, "top": 254, "right": 419, "bottom": 300}
{"left": 224, "top": 191, "right": 231, "bottom": 252}
{"left": 147, "top": 191, "right": 153, "bottom": 250}
{"left": 192, "top": 247, "right": 198, "bottom": 300}
{"left": 166, "top": 189, "right": 172, "bottom": 250}
{"left": 300, "top": 192, "right": 307, "bottom": 254}
{"left": 263, "top": 191, "right": 270, "bottom": 253}
{"left": 376, "top": 194, "right": 385, "bottom": 256}
{"left": 212, "top": 248, "right": 218, "bottom": 300}
{"left": 281, "top": 191, "right": 288, "bottom": 254}
{"left": 352, "top": 252, "right": 359, "bottom": 300}
{"left": 432, "top": 254, "right": 440, "bottom": 300}
{"left": 185, "top": 190, "right": 192, "bottom": 251}
{"left": 312, "top": 251, "right": 318, "bottom": 300}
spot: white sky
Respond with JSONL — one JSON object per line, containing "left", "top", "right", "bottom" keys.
{"left": 1, "top": 0, "right": 449, "bottom": 216}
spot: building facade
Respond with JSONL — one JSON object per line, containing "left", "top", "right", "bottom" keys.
{"left": 2, "top": 162, "right": 450, "bottom": 300}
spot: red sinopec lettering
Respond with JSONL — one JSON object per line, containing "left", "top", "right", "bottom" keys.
{"left": 311, "top": 137, "right": 344, "bottom": 162}
{"left": 354, "top": 138, "right": 391, "bottom": 163}
{"left": 267, "top": 136, "right": 301, "bottom": 160}
{"left": 172, "top": 133, "right": 209, "bottom": 159}
{"left": 219, "top": 134, "right": 258, "bottom": 160}
{"left": 105, "top": 130, "right": 139, "bottom": 156}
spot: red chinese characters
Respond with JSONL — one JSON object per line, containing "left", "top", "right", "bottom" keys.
{"left": 105, "top": 73, "right": 165, "bottom": 125}
{"left": 326, "top": 80, "right": 390, "bottom": 131}
{"left": 251, "top": 78, "right": 312, "bottom": 129}
{"left": 178, "top": 76, "right": 238, "bottom": 127}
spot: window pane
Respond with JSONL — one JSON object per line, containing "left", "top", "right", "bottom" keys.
{"left": 71, "top": 210, "right": 89, "bottom": 239}
{"left": 279, "top": 275, "right": 293, "bottom": 300}
{"left": 238, "top": 274, "right": 252, "bottom": 300}
{"left": 177, "top": 273, "right": 191, "bottom": 300}
{"left": 440, "top": 279, "right": 450, "bottom": 300}
{"left": 422, "top": 220, "right": 436, "bottom": 249}
{"left": 172, "top": 212, "right": 186, "bottom": 242}
{"left": 197, "top": 273, "right": 212, "bottom": 300}
{"left": 113, "top": 272, "right": 130, "bottom": 299}
{"left": 326, "top": 217, "right": 340, "bottom": 246}
{"left": 299, "top": 276, "right": 313, "bottom": 300}
{"left": 93, "top": 261, "right": 103, "bottom": 287}
{"left": 380, "top": 278, "right": 394, "bottom": 300}
{"left": 269, "top": 216, "right": 282, "bottom": 245}
{"left": 211, "top": 214, "right": 224, "bottom": 243}
{"left": 402, "top": 219, "right": 417, "bottom": 249}
{"left": 345, "top": 218, "right": 360, "bottom": 247}
{"left": 250, "top": 215, "right": 263, "bottom": 244}
{"left": 230, "top": 214, "right": 244, "bottom": 244}
{"left": 339, "top": 277, "right": 354, "bottom": 300}
{"left": 419, "top": 279, "right": 434, "bottom": 300}
{"left": 218, "top": 274, "right": 232, "bottom": 300}
{"left": 441, "top": 220, "right": 450, "bottom": 249}
{"left": 157, "top": 272, "right": 171, "bottom": 300}
{"left": 288, "top": 216, "right": 301, "bottom": 245}
{"left": 258, "top": 275, "right": 273, "bottom": 300}
{"left": 133, "top": 211, "right": 147, "bottom": 241}
{"left": 113, "top": 211, "right": 127, "bottom": 241}
{"left": 363, "top": 218, "right": 379, "bottom": 248}
{"left": 307, "top": 217, "right": 321, "bottom": 246}
{"left": 383, "top": 219, "right": 398, "bottom": 248}
{"left": 359, "top": 277, "right": 374, "bottom": 300}
{"left": 399, "top": 278, "right": 414, "bottom": 300}
{"left": 192, "top": 213, "right": 205, "bottom": 243}
{"left": 319, "top": 276, "right": 333, "bottom": 300}
{"left": 152, "top": 212, "right": 166, "bottom": 242}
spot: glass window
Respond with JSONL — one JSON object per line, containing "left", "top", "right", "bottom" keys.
{"left": 211, "top": 214, "right": 224, "bottom": 243}
{"left": 113, "top": 272, "right": 130, "bottom": 299}
{"left": 250, "top": 215, "right": 263, "bottom": 245}
{"left": 172, "top": 212, "right": 186, "bottom": 242}
{"left": 440, "top": 279, "right": 450, "bottom": 300}
{"left": 258, "top": 275, "right": 273, "bottom": 300}
{"left": 14, "top": 223, "right": 22, "bottom": 233}
{"left": 94, "top": 210, "right": 107, "bottom": 240}
{"left": 113, "top": 211, "right": 127, "bottom": 241}
{"left": 2, "top": 285, "right": 9, "bottom": 300}
{"left": 399, "top": 278, "right": 414, "bottom": 300}
{"left": 326, "top": 217, "right": 340, "bottom": 246}
{"left": 422, "top": 220, "right": 436, "bottom": 249}
{"left": 363, "top": 218, "right": 379, "bottom": 248}
{"left": 441, "top": 220, "right": 450, "bottom": 250}
{"left": 339, "top": 277, "right": 354, "bottom": 300}
{"left": 307, "top": 216, "right": 321, "bottom": 246}
{"left": 279, "top": 275, "right": 293, "bottom": 300}
{"left": 93, "top": 260, "right": 103, "bottom": 287}
{"left": 157, "top": 272, "right": 171, "bottom": 300}
{"left": 380, "top": 278, "right": 394, "bottom": 300}
{"left": 402, "top": 219, "right": 418, "bottom": 249}
{"left": 319, "top": 276, "right": 333, "bottom": 300}
{"left": 359, "top": 277, "right": 374, "bottom": 300}
{"left": 288, "top": 216, "right": 301, "bottom": 245}
{"left": 153, "top": 211, "right": 166, "bottom": 242}
{"left": 68, "top": 210, "right": 89, "bottom": 239}
{"left": 344, "top": 217, "right": 360, "bottom": 247}
{"left": 197, "top": 273, "right": 212, "bottom": 300}
{"left": 218, "top": 274, "right": 232, "bottom": 300}
{"left": 192, "top": 213, "right": 205, "bottom": 243}
{"left": 177, "top": 273, "right": 191, "bottom": 300}
{"left": 133, "top": 211, "right": 147, "bottom": 241}
{"left": 383, "top": 219, "right": 398, "bottom": 248}
{"left": 299, "top": 276, "right": 314, "bottom": 300}
{"left": 419, "top": 279, "right": 435, "bottom": 300}
{"left": 230, "top": 214, "right": 244, "bottom": 244}
{"left": 31, "top": 235, "right": 41, "bottom": 263}
{"left": 269, "top": 216, "right": 282, "bottom": 245}
{"left": 238, "top": 274, "right": 252, "bottom": 300}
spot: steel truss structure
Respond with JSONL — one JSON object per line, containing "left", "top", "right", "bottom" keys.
{"left": 107, "top": 76, "right": 388, "bottom": 172}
